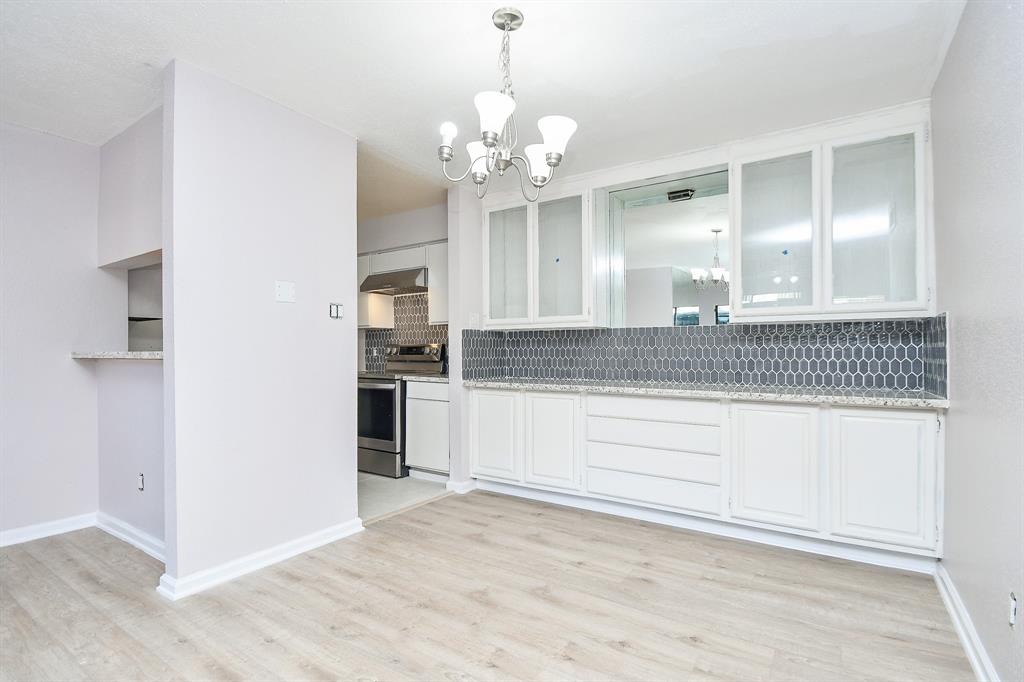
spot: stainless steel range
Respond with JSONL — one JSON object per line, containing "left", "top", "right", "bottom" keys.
{"left": 357, "top": 343, "right": 446, "bottom": 478}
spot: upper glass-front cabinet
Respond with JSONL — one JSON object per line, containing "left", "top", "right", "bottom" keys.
{"left": 484, "top": 189, "right": 597, "bottom": 328}
{"left": 731, "top": 124, "right": 928, "bottom": 320}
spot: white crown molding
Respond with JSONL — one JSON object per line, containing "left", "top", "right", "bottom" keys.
{"left": 156, "top": 517, "right": 364, "bottom": 601}
{"left": 0, "top": 512, "right": 97, "bottom": 547}
{"left": 96, "top": 512, "right": 165, "bottom": 562}
{"left": 934, "top": 562, "right": 999, "bottom": 682}
{"left": 445, "top": 478, "right": 477, "bottom": 495}
{"left": 476, "top": 480, "right": 939, "bottom": 574}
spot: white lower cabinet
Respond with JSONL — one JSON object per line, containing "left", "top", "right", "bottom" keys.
{"left": 470, "top": 389, "right": 521, "bottom": 481}
{"left": 730, "top": 403, "right": 820, "bottom": 531}
{"left": 829, "top": 409, "right": 937, "bottom": 549}
{"left": 467, "top": 388, "right": 941, "bottom": 556}
{"left": 523, "top": 392, "right": 580, "bottom": 490}
{"left": 405, "top": 382, "right": 450, "bottom": 474}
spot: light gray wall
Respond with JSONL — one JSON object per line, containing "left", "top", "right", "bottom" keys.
{"left": 98, "top": 361, "right": 164, "bottom": 540}
{"left": 99, "top": 107, "right": 163, "bottom": 267}
{"left": 932, "top": 1, "right": 1024, "bottom": 679}
{"left": 162, "top": 61, "right": 359, "bottom": 579}
{"left": 357, "top": 202, "right": 447, "bottom": 254}
{"left": 0, "top": 123, "right": 126, "bottom": 532}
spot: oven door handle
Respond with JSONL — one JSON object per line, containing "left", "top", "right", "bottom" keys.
{"left": 359, "top": 382, "right": 397, "bottom": 391}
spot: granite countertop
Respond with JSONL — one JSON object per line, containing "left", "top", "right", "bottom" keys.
{"left": 72, "top": 351, "right": 164, "bottom": 360}
{"left": 462, "top": 377, "right": 948, "bottom": 409}
{"left": 398, "top": 374, "right": 449, "bottom": 384}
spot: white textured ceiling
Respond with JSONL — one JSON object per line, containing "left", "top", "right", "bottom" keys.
{"left": 1, "top": 0, "right": 964, "bottom": 185}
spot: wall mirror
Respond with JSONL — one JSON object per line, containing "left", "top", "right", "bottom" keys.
{"left": 608, "top": 168, "right": 730, "bottom": 327}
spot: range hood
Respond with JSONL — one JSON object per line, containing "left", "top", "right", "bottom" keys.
{"left": 359, "top": 267, "right": 428, "bottom": 295}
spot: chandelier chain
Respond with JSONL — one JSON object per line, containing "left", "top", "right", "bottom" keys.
{"left": 499, "top": 22, "right": 513, "bottom": 96}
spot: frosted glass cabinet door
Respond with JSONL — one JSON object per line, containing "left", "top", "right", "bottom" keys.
{"left": 830, "top": 134, "right": 918, "bottom": 307}
{"left": 739, "top": 152, "right": 816, "bottom": 310}
{"left": 537, "top": 195, "right": 584, "bottom": 319}
{"left": 488, "top": 205, "right": 529, "bottom": 321}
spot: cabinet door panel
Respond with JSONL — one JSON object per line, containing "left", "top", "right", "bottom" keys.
{"left": 406, "top": 399, "right": 450, "bottom": 473}
{"left": 370, "top": 246, "right": 426, "bottom": 273}
{"left": 731, "top": 404, "right": 819, "bottom": 530}
{"left": 524, "top": 393, "right": 579, "bottom": 490}
{"left": 738, "top": 151, "right": 817, "bottom": 311}
{"left": 829, "top": 133, "right": 920, "bottom": 307}
{"left": 470, "top": 390, "right": 520, "bottom": 481}
{"left": 537, "top": 195, "right": 584, "bottom": 319}
{"left": 487, "top": 206, "right": 529, "bottom": 321}
{"left": 829, "top": 410, "right": 936, "bottom": 548}
{"left": 426, "top": 242, "right": 449, "bottom": 324}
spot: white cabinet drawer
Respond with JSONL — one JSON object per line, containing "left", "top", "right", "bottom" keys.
{"left": 586, "top": 394, "right": 720, "bottom": 425}
{"left": 406, "top": 381, "right": 449, "bottom": 402}
{"left": 370, "top": 246, "right": 426, "bottom": 273}
{"left": 587, "top": 442, "right": 720, "bottom": 485}
{"left": 586, "top": 416, "right": 720, "bottom": 455}
{"left": 586, "top": 468, "right": 720, "bottom": 515}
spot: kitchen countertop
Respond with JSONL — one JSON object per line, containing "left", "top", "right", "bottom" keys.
{"left": 72, "top": 351, "right": 164, "bottom": 360}
{"left": 462, "top": 377, "right": 948, "bottom": 409}
{"left": 397, "top": 374, "right": 449, "bottom": 384}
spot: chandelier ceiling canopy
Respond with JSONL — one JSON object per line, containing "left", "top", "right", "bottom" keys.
{"left": 437, "top": 7, "right": 577, "bottom": 202}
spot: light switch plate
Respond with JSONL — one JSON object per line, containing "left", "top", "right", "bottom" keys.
{"left": 275, "top": 280, "right": 296, "bottom": 303}
{"left": 329, "top": 303, "right": 344, "bottom": 319}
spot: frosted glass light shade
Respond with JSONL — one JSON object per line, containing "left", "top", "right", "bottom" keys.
{"left": 466, "top": 141, "right": 490, "bottom": 175}
{"left": 523, "top": 144, "right": 551, "bottom": 180}
{"left": 474, "top": 91, "right": 515, "bottom": 135}
{"left": 439, "top": 122, "right": 458, "bottom": 147}
{"left": 537, "top": 115, "right": 577, "bottom": 155}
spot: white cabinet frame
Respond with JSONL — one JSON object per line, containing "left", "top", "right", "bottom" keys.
{"left": 729, "top": 144, "right": 823, "bottom": 319}
{"left": 482, "top": 185, "right": 595, "bottom": 329}
{"left": 821, "top": 124, "right": 930, "bottom": 315}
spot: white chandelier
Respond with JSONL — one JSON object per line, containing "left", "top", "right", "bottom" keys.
{"left": 692, "top": 228, "right": 730, "bottom": 292}
{"left": 437, "top": 7, "right": 577, "bottom": 202}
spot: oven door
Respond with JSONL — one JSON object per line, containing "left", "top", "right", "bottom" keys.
{"left": 358, "top": 379, "right": 402, "bottom": 452}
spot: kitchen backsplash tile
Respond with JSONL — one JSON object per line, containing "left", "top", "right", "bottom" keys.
{"left": 463, "top": 316, "right": 949, "bottom": 396}
{"left": 364, "top": 294, "right": 448, "bottom": 373}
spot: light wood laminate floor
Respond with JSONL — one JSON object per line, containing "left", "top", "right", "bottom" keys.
{"left": 1, "top": 491, "right": 971, "bottom": 681}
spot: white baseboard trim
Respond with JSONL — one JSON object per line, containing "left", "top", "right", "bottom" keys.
{"left": 476, "top": 480, "right": 938, "bottom": 575}
{"left": 156, "top": 517, "right": 364, "bottom": 601}
{"left": 0, "top": 512, "right": 97, "bottom": 547}
{"left": 445, "top": 478, "right": 477, "bottom": 494}
{"left": 409, "top": 468, "right": 449, "bottom": 484}
{"left": 96, "top": 512, "right": 165, "bottom": 563}
{"left": 934, "top": 563, "right": 998, "bottom": 682}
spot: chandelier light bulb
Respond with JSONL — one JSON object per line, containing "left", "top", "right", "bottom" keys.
{"left": 466, "top": 141, "right": 490, "bottom": 175}
{"left": 439, "top": 122, "right": 458, "bottom": 147}
{"left": 537, "top": 115, "right": 578, "bottom": 157}
{"left": 773, "top": 275, "right": 783, "bottom": 284}
{"left": 790, "top": 275, "right": 800, "bottom": 284}
{"left": 474, "top": 91, "right": 516, "bottom": 142}
{"left": 523, "top": 144, "right": 552, "bottom": 181}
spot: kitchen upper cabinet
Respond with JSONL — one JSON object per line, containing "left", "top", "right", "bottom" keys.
{"left": 730, "top": 403, "right": 819, "bottom": 531}
{"left": 825, "top": 130, "right": 926, "bottom": 312}
{"left": 730, "top": 124, "right": 930, "bottom": 321}
{"left": 733, "top": 148, "right": 819, "bottom": 314}
{"left": 426, "top": 242, "right": 449, "bottom": 325}
{"left": 470, "top": 389, "right": 521, "bottom": 481}
{"left": 484, "top": 188, "right": 599, "bottom": 328}
{"left": 829, "top": 408, "right": 937, "bottom": 549}
{"left": 357, "top": 254, "right": 394, "bottom": 329}
{"left": 486, "top": 204, "right": 530, "bottom": 323}
{"left": 523, "top": 392, "right": 580, "bottom": 490}
{"left": 370, "top": 245, "right": 426, "bottom": 274}
{"left": 536, "top": 195, "right": 584, "bottom": 321}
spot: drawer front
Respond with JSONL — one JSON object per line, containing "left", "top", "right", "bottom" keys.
{"left": 587, "top": 442, "right": 720, "bottom": 485}
{"left": 586, "top": 394, "right": 720, "bottom": 425}
{"left": 586, "top": 468, "right": 720, "bottom": 515}
{"left": 406, "top": 381, "right": 449, "bottom": 402}
{"left": 587, "top": 416, "right": 721, "bottom": 455}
